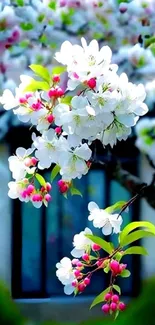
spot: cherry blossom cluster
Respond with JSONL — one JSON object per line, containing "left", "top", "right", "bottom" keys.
{"left": 56, "top": 200, "right": 155, "bottom": 317}
{"left": 135, "top": 117, "right": 155, "bottom": 165}
{"left": 0, "top": 38, "right": 149, "bottom": 206}
{"left": 56, "top": 201, "right": 126, "bottom": 317}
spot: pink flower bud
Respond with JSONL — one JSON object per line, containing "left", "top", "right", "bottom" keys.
{"left": 78, "top": 283, "right": 85, "bottom": 292}
{"left": 77, "top": 261, "right": 83, "bottom": 267}
{"left": 32, "top": 194, "right": 37, "bottom": 202}
{"left": 82, "top": 253, "right": 90, "bottom": 262}
{"left": 118, "top": 302, "right": 126, "bottom": 311}
{"left": 46, "top": 183, "right": 52, "bottom": 192}
{"left": 112, "top": 294, "right": 119, "bottom": 303}
{"left": 58, "top": 180, "right": 69, "bottom": 193}
{"left": 48, "top": 88, "right": 57, "bottom": 98}
{"left": 25, "top": 93, "right": 32, "bottom": 100}
{"left": 12, "top": 29, "right": 20, "bottom": 41}
{"left": 32, "top": 101, "right": 42, "bottom": 111}
{"left": 87, "top": 78, "right": 96, "bottom": 89}
{"left": 74, "top": 269, "right": 81, "bottom": 277}
{"left": 58, "top": 180, "right": 63, "bottom": 187}
{"left": 57, "top": 88, "right": 64, "bottom": 97}
{"left": 101, "top": 304, "right": 110, "bottom": 314}
{"left": 72, "top": 280, "right": 78, "bottom": 287}
{"left": 47, "top": 114, "right": 55, "bottom": 124}
{"left": 36, "top": 194, "right": 43, "bottom": 202}
{"left": 92, "top": 243, "right": 101, "bottom": 251}
{"left": 119, "top": 263, "right": 127, "bottom": 273}
{"left": 96, "top": 260, "right": 103, "bottom": 267}
{"left": 21, "top": 190, "right": 28, "bottom": 199}
{"left": 52, "top": 75, "right": 60, "bottom": 83}
{"left": 41, "top": 186, "right": 45, "bottom": 192}
{"left": 84, "top": 277, "right": 90, "bottom": 286}
{"left": 55, "top": 126, "right": 62, "bottom": 135}
{"left": 44, "top": 194, "right": 52, "bottom": 202}
{"left": 110, "top": 302, "right": 117, "bottom": 312}
{"left": 110, "top": 260, "right": 120, "bottom": 275}
{"left": 24, "top": 157, "right": 32, "bottom": 167}
{"left": 104, "top": 292, "right": 112, "bottom": 301}
{"left": 19, "top": 97, "right": 27, "bottom": 104}
{"left": 72, "top": 259, "right": 79, "bottom": 266}
{"left": 31, "top": 157, "right": 38, "bottom": 166}
{"left": 27, "top": 184, "right": 35, "bottom": 195}
{"left": 60, "top": 184, "right": 69, "bottom": 194}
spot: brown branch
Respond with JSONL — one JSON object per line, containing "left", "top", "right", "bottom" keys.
{"left": 94, "top": 161, "right": 155, "bottom": 210}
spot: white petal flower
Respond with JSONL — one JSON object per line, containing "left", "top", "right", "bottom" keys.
{"left": 71, "top": 227, "right": 93, "bottom": 258}
{"left": 0, "top": 89, "right": 18, "bottom": 110}
{"left": 56, "top": 257, "right": 75, "bottom": 289}
{"left": 88, "top": 201, "right": 123, "bottom": 235}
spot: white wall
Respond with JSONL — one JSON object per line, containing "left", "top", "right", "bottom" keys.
{"left": 140, "top": 155, "right": 155, "bottom": 278}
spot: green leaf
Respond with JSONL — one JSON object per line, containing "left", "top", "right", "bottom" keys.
{"left": 85, "top": 235, "right": 113, "bottom": 254}
{"left": 120, "top": 221, "right": 155, "bottom": 245}
{"left": 37, "top": 14, "right": 45, "bottom": 23}
{"left": 89, "top": 255, "right": 97, "bottom": 261}
{"left": 20, "top": 22, "right": 33, "bottom": 31}
{"left": 61, "top": 95, "right": 73, "bottom": 105}
{"left": 19, "top": 40, "right": 29, "bottom": 48}
{"left": 51, "top": 165, "right": 60, "bottom": 182}
{"left": 24, "top": 79, "right": 50, "bottom": 92}
{"left": 114, "top": 252, "right": 123, "bottom": 262}
{"left": 90, "top": 287, "right": 110, "bottom": 309}
{"left": 123, "top": 246, "right": 148, "bottom": 256}
{"left": 104, "top": 265, "right": 110, "bottom": 274}
{"left": 29, "top": 64, "right": 50, "bottom": 83}
{"left": 120, "top": 269, "right": 131, "bottom": 278}
{"left": 121, "top": 230, "right": 155, "bottom": 247}
{"left": 16, "top": 0, "right": 24, "bottom": 6}
{"left": 52, "top": 66, "right": 66, "bottom": 75}
{"left": 114, "top": 310, "right": 120, "bottom": 320}
{"left": 48, "top": 0, "right": 56, "bottom": 10}
{"left": 150, "top": 44, "right": 155, "bottom": 56}
{"left": 35, "top": 173, "right": 46, "bottom": 187}
{"left": 105, "top": 201, "right": 126, "bottom": 214}
{"left": 70, "top": 187, "right": 82, "bottom": 197}
{"left": 113, "top": 285, "right": 121, "bottom": 295}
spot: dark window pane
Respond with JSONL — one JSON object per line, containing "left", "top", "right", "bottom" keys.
{"left": 22, "top": 203, "right": 42, "bottom": 292}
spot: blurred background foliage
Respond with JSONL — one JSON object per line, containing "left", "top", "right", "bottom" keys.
{"left": 0, "top": 277, "right": 155, "bottom": 325}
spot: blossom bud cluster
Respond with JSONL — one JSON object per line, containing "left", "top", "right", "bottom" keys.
{"left": 7, "top": 147, "right": 52, "bottom": 208}
{"left": 102, "top": 292, "right": 126, "bottom": 314}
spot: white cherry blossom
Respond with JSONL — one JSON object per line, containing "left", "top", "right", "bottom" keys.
{"left": 56, "top": 257, "right": 75, "bottom": 295}
{"left": 71, "top": 227, "right": 93, "bottom": 258}
{"left": 88, "top": 201, "right": 123, "bottom": 235}
{"left": 8, "top": 147, "right": 35, "bottom": 181}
